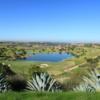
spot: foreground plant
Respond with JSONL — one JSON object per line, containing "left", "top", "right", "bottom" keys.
{"left": 73, "top": 69, "right": 100, "bottom": 92}
{"left": 0, "top": 73, "right": 9, "bottom": 93}
{"left": 0, "top": 62, "right": 26, "bottom": 92}
{"left": 27, "top": 72, "right": 62, "bottom": 92}
{"left": 0, "top": 63, "right": 10, "bottom": 92}
{"left": 7, "top": 75, "right": 27, "bottom": 91}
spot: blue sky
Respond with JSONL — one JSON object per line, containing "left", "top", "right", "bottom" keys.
{"left": 0, "top": 0, "right": 100, "bottom": 42}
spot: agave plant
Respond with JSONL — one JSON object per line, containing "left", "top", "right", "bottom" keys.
{"left": 27, "top": 72, "right": 62, "bottom": 92}
{"left": 73, "top": 69, "right": 100, "bottom": 92}
{"left": 0, "top": 73, "right": 9, "bottom": 93}
{"left": 0, "top": 62, "right": 14, "bottom": 92}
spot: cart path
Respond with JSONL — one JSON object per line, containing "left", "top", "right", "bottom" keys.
{"left": 64, "top": 62, "right": 86, "bottom": 72}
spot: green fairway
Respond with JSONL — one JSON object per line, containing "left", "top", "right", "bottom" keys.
{"left": 0, "top": 60, "right": 75, "bottom": 81}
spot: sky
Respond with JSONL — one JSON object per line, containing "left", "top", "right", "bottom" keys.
{"left": 0, "top": 0, "right": 100, "bottom": 42}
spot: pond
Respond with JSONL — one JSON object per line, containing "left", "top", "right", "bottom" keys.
{"left": 17, "top": 52, "right": 74, "bottom": 62}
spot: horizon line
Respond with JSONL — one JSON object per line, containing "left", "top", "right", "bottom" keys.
{"left": 0, "top": 40, "right": 100, "bottom": 44}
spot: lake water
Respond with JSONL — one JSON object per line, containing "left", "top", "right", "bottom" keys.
{"left": 18, "top": 52, "right": 74, "bottom": 62}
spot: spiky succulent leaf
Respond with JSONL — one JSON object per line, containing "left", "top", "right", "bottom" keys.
{"left": 27, "top": 72, "right": 62, "bottom": 92}
{"left": 73, "top": 69, "right": 100, "bottom": 92}
{"left": 0, "top": 73, "right": 9, "bottom": 93}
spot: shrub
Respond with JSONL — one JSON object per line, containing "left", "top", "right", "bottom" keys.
{"left": 7, "top": 75, "right": 27, "bottom": 91}
{"left": 0, "top": 62, "right": 16, "bottom": 76}
{"left": 28, "top": 65, "right": 46, "bottom": 77}
{"left": 62, "top": 80, "right": 80, "bottom": 91}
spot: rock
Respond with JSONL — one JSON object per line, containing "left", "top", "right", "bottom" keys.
{"left": 40, "top": 64, "right": 49, "bottom": 68}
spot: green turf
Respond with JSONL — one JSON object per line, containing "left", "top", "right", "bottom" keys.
{"left": 0, "top": 92, "right": 100, "bottom": 100}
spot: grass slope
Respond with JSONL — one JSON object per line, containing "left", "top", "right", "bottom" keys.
{"left": 0, "top": 92, "right": 100, "bottom": 100}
